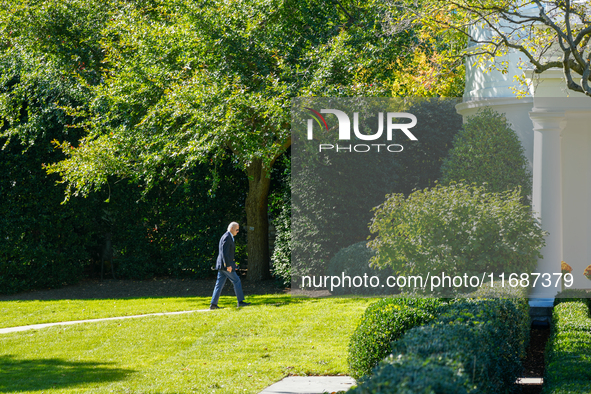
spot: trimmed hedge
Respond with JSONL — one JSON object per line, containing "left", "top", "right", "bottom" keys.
{"left": 543, "top": 299, "right": 591, "bottom": 394}
{"left": 347, "top": 297, "right": 443, "bottom": 379}
{"left": 351, "top": 297, "right": 529, "bottom": 394}
{"left": 353, "top": 355, "right": 471, "bottom": 394}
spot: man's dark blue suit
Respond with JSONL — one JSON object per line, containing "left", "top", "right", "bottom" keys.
{"left": 210, "top": 231, "right": 245, "bottom": 307}
{"left": 215, "top": 231, "right": 236, "bottom": 270}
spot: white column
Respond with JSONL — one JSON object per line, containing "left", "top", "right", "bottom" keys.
{"left": 529, "top": 109, "right": 566, "bottom": 302}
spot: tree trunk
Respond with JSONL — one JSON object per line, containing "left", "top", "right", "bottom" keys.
{"left": 244, "top": 158, "right": 272, "bottom": 281}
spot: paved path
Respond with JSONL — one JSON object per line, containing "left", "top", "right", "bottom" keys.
{"left": 259, "top": 376, "right": 356, "bottom": 394}
{"left": 0, "top": 309, "right": 211, "bottom": 334}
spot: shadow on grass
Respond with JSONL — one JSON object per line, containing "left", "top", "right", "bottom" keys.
{"left": 0, "top": 355, "right": 135, "bottom": 392}
{"left": 0, "top": 278, "right": 289, "bottom": 301}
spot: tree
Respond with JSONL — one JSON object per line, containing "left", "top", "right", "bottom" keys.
{"left": 40, "top": 0, "right": 459, "bottom": 280}
{"left": 386, "top": 0, "right": 591, "bottom": 97}
{"left": 440, "top": 107, "right": 532, "bottom": 202}
{"left": 2, "top": 0, "right": 466, "bottom": 280}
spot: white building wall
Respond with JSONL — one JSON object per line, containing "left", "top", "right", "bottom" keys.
{"left": 458, "top": 36, "right": 591, "bottom": 302}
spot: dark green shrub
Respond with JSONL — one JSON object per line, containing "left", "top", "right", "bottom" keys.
{"left": 543, "top": 300, "right": 591, "bottom": 394}
{"left": 398, "top": 98, "right": 463, "bottom": 195}
{"left": 292, "top": 98, "right": 462, "bottom": 280}
{"left": 461, "top": 281, "right": 530, "bottom": 361}
{"left": 0, "top": 50, "right": 97, "bottom": 294}
{"left": 351, "top": 298, "right": 529, "bottom": 394}
{"left": 270, "top": 157, "right": 291, "bottom": 287}
{"left": 554, "top": 288, "right": 591, "bottom": 303}
{"left": 0, "top": 136, "right": 94, "bottom": 294}
{"left": 0, "top": 49, "right": 250, "bottom": 290}
{"left": 138, "top": 160, "right": 248, "bottom": 279}
{"left": 433, "top": 298, "right": 529, "bottom": 381}
{"left": 352, "top": 355, "right": 470, "bottom": 394}
{"left": 347, "top": 297, "right": 442, "bottom": 379}
{"left": 0, "top": 37, "right": 254, "bottom": 291}
{"left": 440, "top": 107, "right": 532, "bottom": 203}
{"left": 327, "top": 242, "right": 393, "bottom": 296}
{"left": 271, "top": 202, "right": 291, "bottom": 287}
{"left": 368, "top": 183, "right": 546, "bottom": 282}
{"left": 291, "top": 144, "right": 403, "bottom": 280}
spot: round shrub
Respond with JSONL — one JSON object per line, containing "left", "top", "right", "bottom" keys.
{"left": 326, "top": 242, "right": 393, "bottom": 295}
{"left": 368, "top": 183, "right": 546, "bottom": 282}
{"left": 440, "top": 107, "right": 532, "bottom": 202}
{"left": 347, "top": 297, "right": 442, "bottom": 379}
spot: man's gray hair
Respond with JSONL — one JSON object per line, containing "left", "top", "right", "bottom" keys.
{"left": 227, "top": 222, "right": 239, "bottom": 231}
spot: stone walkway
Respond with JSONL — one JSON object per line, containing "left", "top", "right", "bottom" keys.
{"left": 258, "top": 376, "right": 356, "bottom": 394}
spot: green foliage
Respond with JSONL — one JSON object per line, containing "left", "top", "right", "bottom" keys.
{"left": 554, "top": 289, "right": 591, "bottom": 303}
{"left": 382, "top": 0, "right": 591, "bottom": 97}
{"left": 544, "top": 300, "right": 591, "bottom": 394}
{"left": 35, "top": 0, "right": 414, "bottom": 197}
{"left": 0, "top": 46, "right": 95, "bottom": 294}
{"left": 352, "top": 297, "right": 530, "bottom": 394}
{"left": 441, "top": 107, "right": 532, "bottom": 202}
{"left": 0, "top": 135, "right": 92, "bottom": 294}
{"left": 347, "top": 297, "right": 442, "bottom": 379}
{"left": 0, "top": 134, "right": 248, "bottom": 293}
{"left": 327, "top": 242, "right": 393, "bottom": 296}
{"left": 0, "top": 41, "right": 249, "bottom": 290}
{"left": 99, "top": 160, "right": 248, "bottom": 280}
{"left": 28, "top": 0, "right": 427, "bottom": 279}
{"left": 0, "top": 7, "right": 252, "bottom": 289}
{"left": 271, "top": 196, "right": 291, "bottom": 287}
{"left": 292, "top": 98, "right": 462, "bottom": 280}
{"left": 270, "top": 154, "right": 291, "bottom": 287}
{"left": 466, "top": 279, "right": 530, "bottom": 299}
{"left": 1, "top": 0, "right": 468, "bottom": 281}
{"left": 292, "top": 145, "right": 402, "bottom": 279}
{"left": 368, "top": 183, "right": 546, "bottom": 281}
{"left": 351, "top": 355, "right": 471, "bottom": 394}
{"left": 397, "top": 98, "right": 463, "bottom": 194}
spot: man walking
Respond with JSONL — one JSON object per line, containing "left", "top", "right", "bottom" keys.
{"left": 210, "top": 222, "right": 250, "bottom": 309}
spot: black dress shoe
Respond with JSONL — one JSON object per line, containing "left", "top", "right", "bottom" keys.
{"left": 238, "top": 301, "right": 251, "bottom": 307}
{"left": 210, "top": 304, "right": 223, "bottom": 310}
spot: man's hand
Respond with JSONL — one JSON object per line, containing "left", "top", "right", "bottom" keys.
{"left": 227, "top": 266, "right": 232, "bottom": 273}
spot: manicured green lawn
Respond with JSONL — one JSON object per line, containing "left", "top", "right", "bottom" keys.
{"left": 0, "top": 294, "right": 296, "bottom": 329}
{"left": 0, "top": 296, "right": 376, "bottom": 393}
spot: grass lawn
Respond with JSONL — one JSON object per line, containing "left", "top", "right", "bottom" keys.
{"left": 0, "top": 294, "right": 298, "bottom": 329}
{"left": 0, "top": 295, "right": 376, "bottom": 393}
